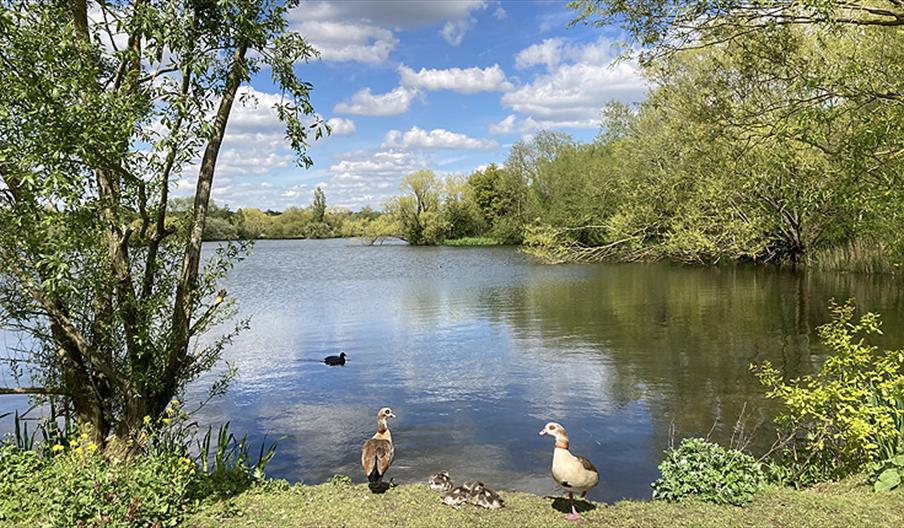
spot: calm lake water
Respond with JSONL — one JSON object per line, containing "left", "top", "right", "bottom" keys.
{"left": 3, "top": 238, "right": 904, "bottom": 501}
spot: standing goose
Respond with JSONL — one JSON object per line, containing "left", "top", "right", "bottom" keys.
{"left": 539, "top": 422, "right": 599, "bottom": 521}
{"left": 361, "top": 407, "right": 396, "bottom": 487}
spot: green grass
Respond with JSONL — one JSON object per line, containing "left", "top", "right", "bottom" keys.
{"left": 189, "top": 477, "right": 904, "bottom": 528}
{"left": 443, "top": 237, "right": 500, "bottom": 246}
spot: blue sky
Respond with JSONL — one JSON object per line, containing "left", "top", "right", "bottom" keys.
{"left": 205, "top": 0, "right": 647, "bottom": 211}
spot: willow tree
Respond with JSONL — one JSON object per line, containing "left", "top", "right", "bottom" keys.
{"left": 0, "top": 0, "right": 324, "bottom": 446}
{"left": 569, "top": 0, "right": 904, "bottom": 57}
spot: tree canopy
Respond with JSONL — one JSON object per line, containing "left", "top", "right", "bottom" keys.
{"left": 0, "top": 0, "right": 323, "bottom": 447}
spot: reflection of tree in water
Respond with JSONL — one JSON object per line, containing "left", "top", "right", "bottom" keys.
{"left": 489, "top": 262, "right": 904, "bottom": 457}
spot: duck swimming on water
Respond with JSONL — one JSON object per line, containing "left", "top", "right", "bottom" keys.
{"left": 324, "top": 352, "right": 347, "bottom": 366}
{"left": 539, "top": 421, "right": 599, "bottom": 521}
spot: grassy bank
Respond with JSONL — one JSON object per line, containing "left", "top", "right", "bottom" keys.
{"left": 189, "top": 478, "right": 904, "bottom": 528}
{"left": 443, "top": 237, "right": 501, "bottom": 246}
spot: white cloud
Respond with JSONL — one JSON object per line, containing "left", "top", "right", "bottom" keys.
{"left": 287, "top": 1, "right": 487, "bottom": 63}
{"left": 440, "top": 17, "right": 477, "bottom": 46}
{"left": 489, "top": 115, "right": 599, "bottom": 135}
{"left": 292, "top": 19, "right": 397, "bottom": 64}
{"left": 333, "top": 87, "right": 418, "bottom": 116}
{"left": 323, "top": 149, "right": 426, "bottom": 207}
{"left": 301, "top": 1, "right": 486, "bottom": 29}
{"left": 398, "top": 64, "right": 512, "bottom": 94}
{"left": 515, "top": 38, "right": 563, "bottom": 71}
{"left": 215, "top": 87, "right": 297, "bottom": 178}
{"left": 382, "top": 127, "right": 498, "bottom": 150}
{"left": 488, "top": 114, "right": 518, "bottom": 134}
{"left": 502, "top": 61, "right": 643, "bottom": 121}
{"left": 326, "top": 117, "right": 356, "bottom": 136}
{"left": 494, "top": 6, "right": 508, "bottom": 20}
{"left": 501, "top": 38, "right": 646, "bottom": 128}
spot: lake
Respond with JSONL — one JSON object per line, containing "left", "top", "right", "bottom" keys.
{"left": 3, "top": 238, "right": 904, "bottom": 502}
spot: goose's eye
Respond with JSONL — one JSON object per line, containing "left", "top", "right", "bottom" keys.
{"left": 547, "top": 425, "right": 555, "bottom": 430}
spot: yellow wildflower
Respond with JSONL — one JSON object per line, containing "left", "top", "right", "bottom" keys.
{"left": 162, "top": 418, "right": 172, "bottom": 425}
{"left": 69, "top": 439, "right": 78, "bottom": 448}
{"left": 79, "top": 432, "right": 89, "bottom": 441}
{"left": 143, "top": 415, "right": 151, "bottom": 425}
{"left": 51, "top": 444, "right": 64, "bottom": 453}
{"left": 171, "top": 399, "right": 180, "bottom": 407}
{"left": 87, "top": 443, "right": 98, "bottom": 454}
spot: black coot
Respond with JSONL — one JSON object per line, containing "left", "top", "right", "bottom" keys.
{"left": 324, "top": 352, "right": 347, "bottom": 366}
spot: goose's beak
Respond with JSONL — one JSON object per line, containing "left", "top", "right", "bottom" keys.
{"left": 390, "top": 413, "right": 397, "bottom": 419}
{"left": 538, "top": 428, "right": 547, "bottom": 436}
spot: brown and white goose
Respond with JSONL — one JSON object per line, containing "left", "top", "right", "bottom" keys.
{"left": 361, "top": 407, "right": 396, "bottom": 486}
{"left": 539, "top": 421, "right": 599, "bottom": 521}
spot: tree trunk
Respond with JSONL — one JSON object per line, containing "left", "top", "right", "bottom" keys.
{"left": 165, "top": 43, "right": 248, "bottom": 407}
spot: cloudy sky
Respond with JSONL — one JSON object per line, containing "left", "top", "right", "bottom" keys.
{"left": 205, "top": 0, "right": 647, "bottom": 211}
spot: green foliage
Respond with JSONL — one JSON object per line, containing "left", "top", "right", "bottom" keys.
{"left": 510, "top": 6, "right": 904, "bottom": 270}
{"left": 0, "top": 0, "right": 324, "bottom": 444}
{"left": 0, "top": 442, "right": 199, "bottom": 527}
{"left": 753, "top": 301, "right": 904, "bottom": 484}
{"left": 870, "top": 395, "right": 904, "bottom": 492}
{"left": 0, "top": 402, "right": 278, "bottom": 527}
{"left": 193, "top": 192, "right": 379, "bottom": 241}
{"left": 443, "top": 237, "right": 500, "bottom": 246}
{"left": 873, "top": 455, "right": 904, "bottom": 492}
{"left": 383, "top": 170, "right": 447, "bottom": 245}
{"left": 312, "top": 187, "right": 327, "bottom": 223}
{"left": 651, "top": 438, "right": 766, "bottom": 506}
{"left": 328, "top": 474, "right": 353, "bottom": 486}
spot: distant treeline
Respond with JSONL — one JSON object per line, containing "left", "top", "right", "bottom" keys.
{"left": 179, "top": 189, "right": 383, "bottom": 241}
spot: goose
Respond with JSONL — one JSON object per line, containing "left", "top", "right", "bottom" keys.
{"left": 361, "top": 407, "right": 396, "bottom": 486}
{"left": 324, "top": 352, "right": 347, "bottom": 366}
{"left": 471, "top": 486, "right": 505, "bottom": 509}
{"left": 441, "top": 485, "right": 470, "bottom": 508}
{"left": 539, "top": 421, "right": 599, "bottom": 521}
{"left": 460, "top": 479, "right": 485, "bottom": 494}
{"left": 428, "top": 471, "right": 453, "bottom": 492}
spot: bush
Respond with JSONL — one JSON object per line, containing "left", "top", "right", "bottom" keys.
{"left": 0, "top": 402, "right": 278, "bottom": 527}
{"left": 651, "top": 438, "right": 766, "bottom": 506}
{"left": 1, "top": 440, "right": 199, "bottom": 527}
{"left": 753, "top": 301, "right": 904, "bottom": 485}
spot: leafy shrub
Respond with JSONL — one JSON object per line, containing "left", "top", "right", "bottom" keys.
{"left": 1, "top": 439, "right": 198, "bottom": 527}
{"left": 0, "top": 401, "right": 278, "bottom": 527}
{"left": 753, "top": 301, "right": 904, "bottom": 484}
{"left": 652, "top": 438, "right": 766, "bottom": 506}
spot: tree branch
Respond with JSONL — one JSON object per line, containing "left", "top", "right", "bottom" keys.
{"left": 0, "top": 386, "right": 63, "bottom": 395}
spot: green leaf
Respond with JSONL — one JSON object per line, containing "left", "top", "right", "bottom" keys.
{"left": 874, "top": 469, "right": 902, "bottom": 492}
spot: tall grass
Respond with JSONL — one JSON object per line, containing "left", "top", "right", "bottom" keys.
{"left": 197, "top": 422, "right": 278, "bottom": 484}
{"left": 810, "top": 239, "right": 901, "bottom": 275}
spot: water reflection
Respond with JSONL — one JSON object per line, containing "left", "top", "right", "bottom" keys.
{"left": 3, "top": 239, "right": 903, "bottom": 502}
